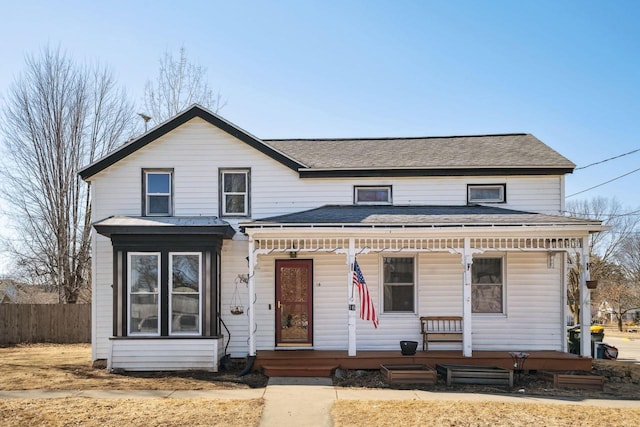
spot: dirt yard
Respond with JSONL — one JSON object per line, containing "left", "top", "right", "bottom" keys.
{"left": 1, "top": 342, "right": 639, "bottom": 426}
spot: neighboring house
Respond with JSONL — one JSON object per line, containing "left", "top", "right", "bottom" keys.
{"left": 79, "top": 105, "right": 602, "bottom": 371}
{"left": 0, "top": 282, "right": 59, "bottom": 304}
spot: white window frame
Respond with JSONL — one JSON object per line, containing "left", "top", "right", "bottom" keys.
{"left": 127, "top": 252, "right": 161, "bottom": 336}
{"left": 471, "top": 254, "right": 506, "bottom": 315}
{"left": 144, "top": 169, "right": 173, "bottom": 216}
{"left": 354, "top": 186, "right": 392, "bottom": 205}
{"left": 467, "top": 184, "right": 506, "bottom": 204}
{"left": 381, "top": 255, "right": 416, "bottom": 314}
{"left": 220, "top": 169, "right": 250, "bottom": 217}
{"left": 169, "top": 252, "right": 202, "bottom": 336}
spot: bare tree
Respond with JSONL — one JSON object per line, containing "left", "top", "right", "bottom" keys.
{"left": 143, "top": 46, "right": 225, "bottom": 124}
{"left": 565, "top": 197, "right": 640, "bottom": 323}
{"left": 0, "top": 47, "right": 135, "bottom": 303}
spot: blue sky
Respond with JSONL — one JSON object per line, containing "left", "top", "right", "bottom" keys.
{"left": 0, "top": 1, "right": 639, "bottom": 271}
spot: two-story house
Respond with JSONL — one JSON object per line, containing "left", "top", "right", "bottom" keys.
{"left": 79, "top": 105, "right": 602, "bottom": 373}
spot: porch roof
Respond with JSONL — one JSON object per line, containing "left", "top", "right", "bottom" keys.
{"left": 241, "top": 205, "right": 602, "bottom": 230}
{"left": 93, "top": 215, "right": 236, "bottom": 238}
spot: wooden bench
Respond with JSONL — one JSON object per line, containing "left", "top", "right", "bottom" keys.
{"left": 420, "top": 316, "right": 463, "bottom": 351}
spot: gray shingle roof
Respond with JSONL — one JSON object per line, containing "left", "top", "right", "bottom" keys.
{"left": 243, "top": 205, "right": 601, "bottom": 228}
{"left": 93, "top": 216, "right": 236, "bottom": 238}
{"left": 265, "top": 134, "right": 575, "bottom": 170}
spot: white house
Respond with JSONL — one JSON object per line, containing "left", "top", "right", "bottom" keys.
{"left": 79, "top": 105, "right": 602, "bottom": 372}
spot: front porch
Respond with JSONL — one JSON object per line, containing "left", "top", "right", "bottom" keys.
{"left": 254, "top": 349, "right": 592, "bottom": 377}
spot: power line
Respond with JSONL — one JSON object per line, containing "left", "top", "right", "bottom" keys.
{"left": 566, "top": 166, "right": 640, "bottom": 198}
{"left": 563, "top": 208, "right": 640, "bottom": 218}
{"left": 575, "top": 147, "right": 640, "bottom": 170}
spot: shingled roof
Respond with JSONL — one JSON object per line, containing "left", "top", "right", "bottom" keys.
{"left": 265, "top": 134, "right": 575, "bottom": 176}
{"left": 80, "top": 105, "right": 575, "bottom": 180}
{"left": 243, "top": 205, "right": 601, "bottom": 229}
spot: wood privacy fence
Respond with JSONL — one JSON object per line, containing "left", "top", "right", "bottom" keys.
{"left": 0, "top": 304, "right": 91, "bottom": 344}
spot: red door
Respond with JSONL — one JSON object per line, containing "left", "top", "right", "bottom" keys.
{"left": 275, "top": 259, "right": 313, "bottom": 346}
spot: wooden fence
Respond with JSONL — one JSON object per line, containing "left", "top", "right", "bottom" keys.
{"left": 0, "top": 304, "right": 91, "bottom": 344}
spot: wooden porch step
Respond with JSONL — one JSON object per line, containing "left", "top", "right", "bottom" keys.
{"left": 540, "top": 371, "right": 605, "bottom": 390}
{"left": 262, "top": 364, "right": 338, "bottom": 377}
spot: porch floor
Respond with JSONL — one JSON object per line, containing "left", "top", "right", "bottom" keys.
{"left": 254, "top": 349, "right": 592, "bottom": 377}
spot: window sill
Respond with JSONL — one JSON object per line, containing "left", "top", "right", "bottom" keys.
{"left": 111, "top": 336, "right": 223, "bottom": 340}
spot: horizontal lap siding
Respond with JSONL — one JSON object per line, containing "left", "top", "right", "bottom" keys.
{"left": 220, "top": 240, "right": 251, "bottom": 358}
{"left": 89, "top": 118, "right": 566, "bottom": 360}
{"left": 312, "top": 254, "right": 349, "bottom": 350}
{"left": 110, "top": 338, "right": 221, "bottom": 371}
{"left": 471, "top": 252, "right": 562, "bottom": 350}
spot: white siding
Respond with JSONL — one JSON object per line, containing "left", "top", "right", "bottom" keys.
{"left": 110, "top": 338, "right": 222, "bottom": 371}
{"left": 220, "top": 239, "right": 250, "bottom": 357}
{"left": 88, "top": 117, "right": 568, "bottom": 361}
{"left": 471, "top": 252, "right": 563, "bottom": 350}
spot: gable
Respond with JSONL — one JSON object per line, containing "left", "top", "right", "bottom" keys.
{"left": 79, "top": 105, "right": 305, "bottom": 180}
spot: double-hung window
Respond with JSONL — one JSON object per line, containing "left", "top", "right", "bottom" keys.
{"left": 382, "top": 256, "right": 415, "bottom": 313}
{"left": 169, "top": 253, "right": 201, "bottom": 335}
{"left": 471, "top": 257, "right": 504, "bottom": 314}
{"left": 143, "top": 169, "right": 173, "bottom": 216}
{"left": 220, "top": 169, "right": 250, "bottom": 216}
{"left": 127, "top": 252, "right": 203, "bottom": 336}
{"left": 128, "top": 253, "right": 161, "bottom": 335}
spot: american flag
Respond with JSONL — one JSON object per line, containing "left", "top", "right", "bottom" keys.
{"left": 353, "top": 259, "right": 379, "bottom": 328}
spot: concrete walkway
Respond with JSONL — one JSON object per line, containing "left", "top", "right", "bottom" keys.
{"left": 1, "top": 379, "right": 638, "bottom": 427}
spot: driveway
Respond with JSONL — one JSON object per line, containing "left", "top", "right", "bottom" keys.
{"left": 603, "top": 335, "right": 640, "bottom": 364}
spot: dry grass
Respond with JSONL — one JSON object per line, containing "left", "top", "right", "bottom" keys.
{"left": 0, "top": 344, "right": 266, "bottom": 390}
{"left": 332, "top": 400, "right": 640, "bottom": 427}
{"left": 0, "top": 398, "right": 263, "bottom": 427}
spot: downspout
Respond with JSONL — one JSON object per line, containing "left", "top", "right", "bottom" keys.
{"left": 238, "top": 238, "right": 257, "bottom": 376}
{"left": 248, "top": 238, "right": 256, "bottom": 357}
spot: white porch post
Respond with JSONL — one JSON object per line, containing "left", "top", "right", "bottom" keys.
{"left": 579, "top": 238, "right": 592, "bottom": 357}
{"left": 248, "top": 239, "right": 257, "bottom": 357}
{"left": 347, "top": 238, "right": 357, "bottom": 356}
{"left": 462, "top": 237, "right": 473, "bottom": 357}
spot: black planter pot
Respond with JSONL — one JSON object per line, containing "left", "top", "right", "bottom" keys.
{"left": 400, "top": 340, "right": 418, "bottom": 356}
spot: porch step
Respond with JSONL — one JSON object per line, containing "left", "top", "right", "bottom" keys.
{"left": 262, "top": 364, "right": 338, "bottom": 377}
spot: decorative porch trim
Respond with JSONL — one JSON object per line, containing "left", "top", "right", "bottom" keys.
{"left": 251, "top": 236, "right": 584, "bottom": 255}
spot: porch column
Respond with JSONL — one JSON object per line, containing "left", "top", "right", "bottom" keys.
{"left": 248, "top": 239, "right": 257, "bottom": 357}
{"left": 579, "top": 238, "right": 592, "bottom": 357}
{"left": 347, "top": 238, "right": 357, "bottom": 356}
{"left": 462, "top": 237, "right": 473, "bottom": 357}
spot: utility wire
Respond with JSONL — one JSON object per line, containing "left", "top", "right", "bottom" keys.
{"left": 564, "top": 208, "right": 640, "bottom": 218}
{"left": 574, "top": 147, "right": 640, "bottom": 170}
{"left": 566, "top": 166, "right": 640, "bottom": 198}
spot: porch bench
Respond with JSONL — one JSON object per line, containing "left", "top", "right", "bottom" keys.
{"left": 420, "top": 316, "right": 463, "bottom": 351}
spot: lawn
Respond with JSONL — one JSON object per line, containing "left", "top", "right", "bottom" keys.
{"left": 332, "top": 400, "right": 640, "bottom": 427}
{"left": 2, "top": 343, "right": 639, "bottom": 426}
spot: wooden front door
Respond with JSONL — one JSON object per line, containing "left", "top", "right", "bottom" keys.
{"left": 275, "top": 259, "right": 313, "bottom": 346}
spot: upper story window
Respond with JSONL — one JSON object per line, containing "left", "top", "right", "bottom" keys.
{"left": 467, "top": 184, "right": 505, "bottom": 204}
{"left": 220, "top": 169, "right": 250, "bottom": 217}
{"left": 471, "top": 256, "right": 504, "bottom": 314}
{"left": 382, "top": 256, "right": 415, "bottom": 313}
{"left": 143, "top": 169, "right": 173, "bottom": 216}
{"left": 354, "top": 186, "right": 392, "bottom": 205}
